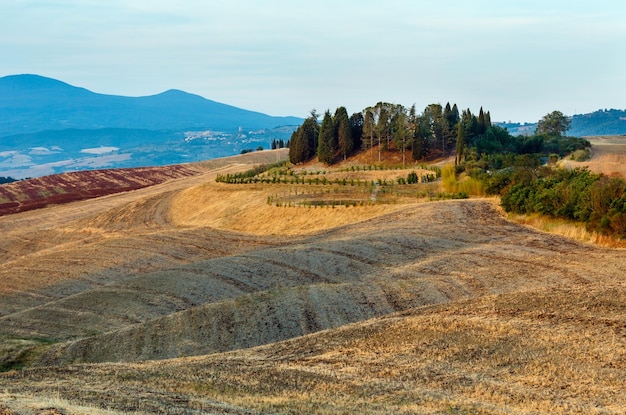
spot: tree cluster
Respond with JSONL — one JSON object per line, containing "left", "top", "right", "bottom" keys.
{"left": 271, "top": 139, "right": 289, "bottom": 150}
{"left": 289, "top": 108, "right": 363, "bottom": 165}
{"left": 0, "top": 176, "right": 17, "bottom": 184}
{"left": 288, "top": 102, "right": 494, "bottom": 166}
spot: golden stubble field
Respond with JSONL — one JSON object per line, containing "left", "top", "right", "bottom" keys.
{"left": 562, "top": 135, "right": 626, "bottom": 177}
{"left": 0, "top": 148, "right": 625, "bottom": 414}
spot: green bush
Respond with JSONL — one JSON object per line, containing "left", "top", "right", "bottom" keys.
{"left": 570, "top": 149, "right": 591, "bottom": 161}
{"left": 407, "top": 171, "right": 419, "bottom": 184}
{"left": 500, "top": 167, "right": 626, "bottom": 238}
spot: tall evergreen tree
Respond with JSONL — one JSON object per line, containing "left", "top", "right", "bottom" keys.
{"left": 423, "top": 104, "right": 446, "bottom": 155}
{"left": 443, "top": 102, "right": 460, "bottom": 152}
{"left": 391, "top": 108, "right": 409, "bottom": 166}
{"left": 288, "top": 129, "right": 300, "bottom": 163}
{"left": 349, "top": 112, "right": 364, "bottom": 151}
{"left": 412, "top": 115, "right": 430, "bottom": 160}
{"left": 461, "top": 108, "right": 479, "bottom": 146}
{"left": 455, "top": 122, "right": 465, "bottom": 166}
{"left": 317, "top": 110, "right": 335, "bottom": 164}
{"left": 478, "top": 107, "right": 487, "bottom": 134}
{"left": 289, "top": 116, "right": 319, "bottom": 164}
{"left": 335, "top": 107, "right": 353, "bottom": 160}
{"left": 375, "top": 102, "right": 390, "bottom": 160}
{"left": 362, "top": 108, "right": 376, "bottom": 160}
{"left": 451, "top": 103, "right": 460, "bottom": 126}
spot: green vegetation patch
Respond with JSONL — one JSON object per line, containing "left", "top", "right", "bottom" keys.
{"left": 0, "top": 338, "right": 57, "bottom": 372}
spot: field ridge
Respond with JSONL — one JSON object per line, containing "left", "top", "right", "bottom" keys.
{"left": 0, "top": 145, "right": 624, "bottom": 414}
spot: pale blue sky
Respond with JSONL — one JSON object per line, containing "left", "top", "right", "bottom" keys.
{"left": 2, "top": 0, "right": 625, "bottom": 122}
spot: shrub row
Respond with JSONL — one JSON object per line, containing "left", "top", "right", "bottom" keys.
{"left": 500, "top": 168, "right": 626, "bottom": 238}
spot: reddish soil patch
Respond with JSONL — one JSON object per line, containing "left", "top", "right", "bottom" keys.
{"left": 0, "top": 165, "right": 201, "bottom": 217}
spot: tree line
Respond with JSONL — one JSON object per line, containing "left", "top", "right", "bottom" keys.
{"left": 288, "top": 102, "right": 494, "bottom": 166}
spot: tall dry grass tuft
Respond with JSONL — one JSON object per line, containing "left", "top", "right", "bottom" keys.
{"left": 507, "top": 212, "right": 626, "bottom": 248}
{"left": 442, "top": 165, "right": 486, "bottom": 196}
{"left": 442, "top": 164, "right": 458, "bottom": 193}
{"left": 458, "top": 177, "right": 486, "bottom": 196}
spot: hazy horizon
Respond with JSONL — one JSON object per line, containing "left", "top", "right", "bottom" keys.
{"left": 2, "top": 1, "right": 625, "bottom": 123}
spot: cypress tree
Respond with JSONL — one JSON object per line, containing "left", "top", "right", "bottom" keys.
{"left": 376, "top": 103, "right": 390, "bottom": 157}
{"left": 349, "top": 112, "right": 364, "bottom": 150}
{"left": 288, "top": 129, "right": 302, "bottom": 164}
{"left": 455, "top": 122, "right": 465, "bottom": 166}
{"left": 412, "top": 115, "right": 429, "bottom": 160}
{"left": 451, "top": 103, "right": 460, "bottom": 126}
{"left": 363, "top": 108, "right": 376, "bottom": 160}
{"left": 478, "top": 107, "right": 487, "bottom": 134}
{"left": 336, "top": 108, "right": 353, "bottom": 160}
{"left": 302, "top": 117, "right": 319, "bottom": 160}
{"left": 391, "top": 109, "right": 409, "bottom": 166}
{"left": 317, "top": 111, "right": 334, "bottom": 165}
{"left": 289, "top": 117, "right": 319, "bottom": 164}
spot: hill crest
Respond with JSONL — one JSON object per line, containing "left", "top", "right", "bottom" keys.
{"left": 0, "top": 75, "right": 301, "bottom": 178}
{"left": 0, "top": 74, "right": 302, "bottom": 135}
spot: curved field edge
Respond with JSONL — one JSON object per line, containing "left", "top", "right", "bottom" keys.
{"left": 0, "top": 149, "right": 289, "bottom": 217}
{"left": 2, "top": 283, "right": 624, "bottom": 415}
{"left": 16, "top": 200, "right": 625, "bottom": 367}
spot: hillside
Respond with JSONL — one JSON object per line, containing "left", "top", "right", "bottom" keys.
{"left": 0, "top": 164, "right": 200, "bottom": 216}
{"left": 560, "top": 135, "right": 626, "bottom": 178}
{"left": 0, "top": 75, "right": 301, "bottom": 178}
{"left": 4, "top": 282, "right": 624, "bottom": 415}
{"left": 497, "top": 108, "right": 626, "bottom": 137}
{"left": 0, "top": 147, "right": 624, "bottom": 414}
{"left": 0, "top": 74, "right": 301, "bottom": 135}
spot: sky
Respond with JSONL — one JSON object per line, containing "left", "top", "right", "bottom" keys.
{"left": 1, "top": 0, "right": 625, "bottom": 123}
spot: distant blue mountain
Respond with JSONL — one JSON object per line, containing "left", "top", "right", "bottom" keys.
{"left": 569, "top": 109, "right": 626, "bottom": 137}
{"left": 497, "top": 109, "right": 626, "bottom": 137}
{"left": 0, "top": 74, "right": 302, "bottom": 135}
{"left": 0, "top": 75, "right": 302, "bottom": 178}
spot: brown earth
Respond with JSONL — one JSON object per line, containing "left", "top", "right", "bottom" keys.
{"left": 0, "top": 165, "right": 201, "bottom": 217}
{"left": 561, "top": 135, "right": 626, "bottom": 177}
{"left": 0, "top": 147, "right": 624, "bottom": 414}
{"left": 0, "top": 149, "right": 291, "bottom": 217}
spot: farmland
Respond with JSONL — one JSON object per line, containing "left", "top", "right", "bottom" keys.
{"left": 0, "top": 144, "right": 625, "bottom": 414}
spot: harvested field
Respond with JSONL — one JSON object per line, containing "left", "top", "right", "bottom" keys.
{"left": 0, "top": 147, "right": 624, "bottom": 414}
{"left": 561, "top": 135, "right": 626, "bottom": 177}
{"left": 0, "top": 149, "right": 290, "bottom": 217}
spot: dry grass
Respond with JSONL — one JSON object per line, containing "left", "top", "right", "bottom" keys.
{"left": 0, "top": 392, "right": 141, "bottom": 415}
{"left": 1, "top": 147, "right": 625, "bottom": 414}
{"left": 170, "top": 181, "right": 405, "bottom": 235}
{"left": 2, "top": 284, "right": 624, "bottom": 414}
{"left": 561, "top": 136, "right": 626, "bottom": 178}
{"left": 507, "top": 212, "right": 626, "bottom": 248}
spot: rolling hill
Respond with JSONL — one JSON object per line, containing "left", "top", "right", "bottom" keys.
{"left": 0, "top": 74, "right": 301, "bottom": 135}
{"left": 497, "top": 108, "right": 626, "bottom": 137}
{"left": 0, "top": 74, "right": 301, "bottom": 178}
{"left": 0, "top": 146, "right": 625, "bottom": 414}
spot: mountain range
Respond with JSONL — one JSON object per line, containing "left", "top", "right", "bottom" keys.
{"left": 0, "top": 74, "right": 302, "bottom": 178}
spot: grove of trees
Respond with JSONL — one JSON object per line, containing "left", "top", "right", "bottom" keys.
{"left": 288, "top": 101, "right": 493, "bottom": 166}
{"left": 285, "top": 101, "right": 625, "bottom": 239}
